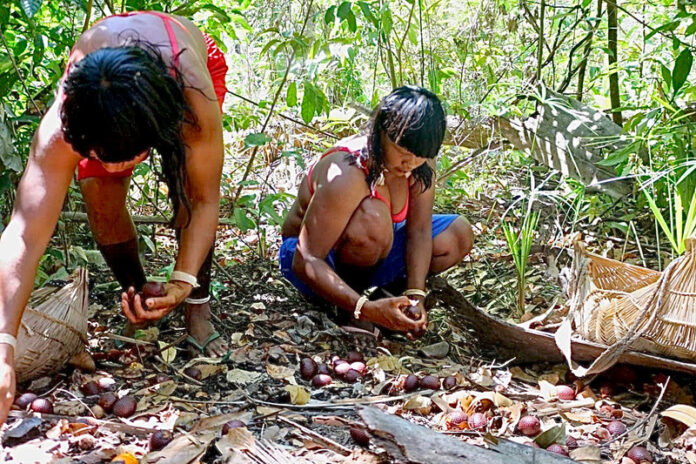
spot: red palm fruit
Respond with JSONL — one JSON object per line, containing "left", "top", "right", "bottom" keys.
{"left": 467, "top": 412, "right": 487, "bottom": 430}
{"left": 555, "top": 385, "right": 575, "bottom": 401}
{"left": 546, "top": 444, "right": 569, "bottom": 456}
{"left": 518, "top": 415, "right": 541, "bottom": 436}
{"left": 346, "top": 351, "right": 364, "bottom": 363}
{"left": 607, "top": 420, "right": 627, "bottom": 436}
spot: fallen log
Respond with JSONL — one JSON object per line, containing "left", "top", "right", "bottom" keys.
{"left": 429, "top": 277, "right": 696, "bottom": 376}
{"left": 358, "top": 406, "right": 574, "bottom": 463}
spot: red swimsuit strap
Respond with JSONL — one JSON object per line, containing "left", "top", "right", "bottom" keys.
{"left": 307, "top": 146, "right": 409, "bottom": 222}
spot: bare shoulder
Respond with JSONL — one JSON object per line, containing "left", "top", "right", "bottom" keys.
{"left": 312, "top": 151, "right": 368, "bottom": 199}
{"left": 33, "top": 101, "right": 81, "bottom": 165}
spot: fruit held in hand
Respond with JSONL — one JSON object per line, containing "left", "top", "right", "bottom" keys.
{"left": 98, "top": 392, "right": 118, "bottom": 413}
{"left": 420, "top": 375, "right": 440, "bottom": 390}
{"left": 112, "top": 396, "right": 137, "bottom": 418}
{"left": 350, "top": 427, "right": 370, "bottom": 446}
{"left": 140, "top": 282, "right": 166, "bottom": 299}
{"left": 627, "top": 446, "right": 652, "bottom": 462}
{"left": 81, "top": 381, "right": 100, "bottom": 396}
{"left": 403, "top": 374, "right": 419, "bottom": 392}
{"left": 405, "top": 305, "right": 421, "bottom": 320}
{"left": 467, "top": 412, "right": 487, "bottom": 430}
{"left": 346, "top": 351, "right": 364, "bottom": 363}
{"left": 149, "top": 430, "right": 173, "bottom": 451}
{"left": 518, "top": 415, "right": 541, "bottom": 436}
{"left": 442, "top": 376, "right": 457, "bottom": 390}
{"left": 31, "top": 398, "right": 53, "bottom": 414}
{"left": 222, "top": 420, "right": 246, "bottom": 434}
{"left": 300, "top": 358, "right": 318, "bottom": 380}
{"left": 555, "top": 385, "right": 575, "bottom": 401}
{"left": 183, "top": 367, "right": 202, "bottom": 381}
{"left": 14, "top": 392, "right": 37, "bottom": 409}
{"left": 607, "top": 420, "right": 627, "bottom": 436}
{"left": 311, "top": 374, "right": 332, "bottom": 387}
{"left": 546, "top": 444, "right": 569, "bottom": 456}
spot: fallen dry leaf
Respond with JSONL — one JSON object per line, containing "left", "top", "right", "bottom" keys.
{"left": 284, "top": 385, "right": 310, "bottom": 405}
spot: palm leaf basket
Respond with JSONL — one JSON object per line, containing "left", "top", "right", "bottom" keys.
{"left": 14, "top": 268, "right": 89, "bottom": 383}
{"left": 569, "top": 237, "right": 696, "bottom": 363}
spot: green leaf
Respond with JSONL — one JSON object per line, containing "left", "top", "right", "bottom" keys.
{"left": 672, "top": 48, "right": 693, "bottom": 94}
{"left": 534, "top": 423, "right": 566, "bottom": 449}
{"left": 233, "top": 208, "right": 256, "bottom": 232}
{"left": 337, "top": 2, "right": 352, "bottom": 20}
{"left": 581, "top": 0, "right": 593, "bottom": 7}
{"left": 244, "top": 132, "right": 271, "bottom": 147}
{"left": 301, "top": 82, "right": 316, "bottom": 123}
{"left": 358, "top": 1, "right": 377, "bottom": 25}
{"left": 381, "top": 8, "right": 393, "bottom": 35}
{"left": 660, "top": 63, "right": 672, "bottom": 88}
{"left": 346, "top": 10, "right": 357, "bottom": 32}
{"left": 19, "top": 0, "right": 43, "bottom": 17}
{"left": 645, "top": 19, "right": 680, "bottom": 41}
{"left": 324, "top": 5, "right": 336, "bottom": 24}
{"left": 597, "top": 151, "right": 628, "bottom": 167}
{"left": 286, "top": 81, "right": 297, "bottom": 107}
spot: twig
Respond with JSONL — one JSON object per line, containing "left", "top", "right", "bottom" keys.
{"left": 55, "top": 388, "right": 96, "bottom": 419}
{"left": 104, "top": 333, "right": 154, "bottom": 346}
{"left": 602, "top": 377, "right": 670, "bottom": 447}
{"left": 278, "top": 415, "right": 352, "bottom": 456}
{"left": 249, "top": 391, "right": 423, "bottom": 410}
{"left": 231, "top": 0, "right": 315, "bottom": 210}
{"left": 155, "top": 355, "right": 204, "bottom": 386}
{"left": 0, "top": 32, "right": 41, "bottom": 115}
{"left": 8, "top": 410, "right": 158, "bottom": 436}
{"left": 227, "top": 91, "right": 337, "bottom": 139}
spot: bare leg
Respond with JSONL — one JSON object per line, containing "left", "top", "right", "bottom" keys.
{"left": 80, "top": 176, "right": 146, "bottom": 291}
{"left": 431, "top": 216, "right": 474, "bottom": 273}
{"left": 334, "top": 197, "right": 394, "bottom": 291}
{"left": 175, "top": 220, "right": 229, "bottom": 358}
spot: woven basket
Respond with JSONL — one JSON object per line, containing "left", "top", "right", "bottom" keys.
{"left": 14, "top": 268, "right": 89, "bottom": 383}
{"left": 570, "top": 238, "right": 696, "bottom": 362}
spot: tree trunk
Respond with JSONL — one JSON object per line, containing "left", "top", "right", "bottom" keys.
{"left": 607, "top": 0, "right": 622, "bottom": 126}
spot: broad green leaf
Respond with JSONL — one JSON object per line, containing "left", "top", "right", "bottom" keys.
{"left": 581, "top": 0, "right": 593, "bottom": 7}
{"left": 244, "top": 132, "right": 271, "bottom": 147}
{"left": 19, "top": 0, "right": 43, "bottom": 18}
{"left": 672, "top": 49, "right": 693, "bottom": 94}
{"left": 358, "top": 1, "right": 377, "bottom": 25}
{"left": 660, "top": 63, "right": 672, "bottom": 88}
{"left": 337, "top": 2, "right": 352, "bottom": 20}
{"left": 597, "top": 151, "right": 628, "bottom": 167}
{"left": 534, "top": 423, "right": 566, "bottom": 449}
{"left": 324, "top": 5, "right": 336, "bottom": 24}
{"left": 233, "top": 208, "right": 256, "bottom": 232}
{"left": 346, "top": 10, "right": 357, "bottom": 32}
{"left": 301, "top": 82, "right": 316, "bottom": 123}
{"left": 286, "top": 81, "right": 297, "bottom": 107}
{"left": 381, "top": 9, "right": 393, "bottom": 35}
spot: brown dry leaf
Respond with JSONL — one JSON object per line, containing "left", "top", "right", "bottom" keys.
{"left": 661, "top": 404, "right": 696, "bottom": 428}
{"left": 284, "top": 385, "right": 310, "bottom": 405}
{"left": 143, "top": 430, "right": 216, "bottom": 464}
{"left": 216, "top": 428, "right": 256, "bottom": 464}
{"left": 569, "top": 445, "right": 601, "bottom": 464}
{"left": 473, "top": 391, "right": 513, "bottom": 408}
{"left": 197, "top": 364, "right": 227, "bottom": 380}
{"left": 539, "top": 372, "right": 560, "bottom": 385}
{"left": 509, "top": 366, "right": 536, "bottom": 383}
{"left": 366, "top": 355, "right": 401, "bottom": 372}
{"left": 256, "top": 406, "right": 282, "bottom": 416}
{"left": 267, "top": 363, "right": 295, "bottom": 381}
{"left": 538, "top": 380, "right": 557, "bottom": 401}
{"left": 226, "top": 368, "right": 262, "bottom": 385}
{"left": 686, "top": 451, "right": 696, "bottom": 464}
{"left": 403, "top": 395, "right": 432, "bottom": 415}
{"left": 193, "top": 412, "right": 254, "bottom": 433}
{"left": 563, "top": 410, "right": 596, "bottom": 424}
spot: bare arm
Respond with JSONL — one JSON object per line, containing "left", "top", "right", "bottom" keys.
{"left": 405, "top": 179, "right": 435, "bottom": 294}
{"left": 0, "top": 102, "right": 80, "bottom": 336}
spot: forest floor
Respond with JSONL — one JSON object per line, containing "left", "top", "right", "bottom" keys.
{"left": 1, "top": 154, "right": 695, "bottom": 464}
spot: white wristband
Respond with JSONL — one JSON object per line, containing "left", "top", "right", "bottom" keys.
{"left": 354, "top": 296, "right": 369, "bottom": 320}
{"left": 403, "top": 289, "right": 427, "bottom": 298}
{"left": 0, "top": 333, "right": 17, "bottom": 350}
{"left": 185, "top": 295, "right": 210, "bottom": 305}
{"left": 170, "top": 271, "right": 199, "bottom": 288}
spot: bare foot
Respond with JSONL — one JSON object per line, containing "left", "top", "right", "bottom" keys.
{"left": 185, "top": 302, "right": 229, "bottom": 357}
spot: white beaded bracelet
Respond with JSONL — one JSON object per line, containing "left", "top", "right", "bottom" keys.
{"left": 403, "top": 289, "right": 427, "bottom": 299}
{"left": 170, "top": 271, "right": 199, "bottom": 288}
{"left": 185, "top": 295, "right": 211, "bottom": 305}
{"left": 0, "top": 333, "right": 17, "bottom": 350}
{"left": 354, "top": 295, "right": 369, "bottom": 320}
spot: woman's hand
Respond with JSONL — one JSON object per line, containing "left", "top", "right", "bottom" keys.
{"left": 361, "top": 296, "right": 423, "bottom": 333}
{"left": 0, "top": 345, "right": 15, "bottom": 427}
{"left": 120, "top": 281, "right": 193, "bottom": 324}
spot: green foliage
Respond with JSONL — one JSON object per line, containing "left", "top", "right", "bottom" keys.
{"left": 502, "top": 210, "right": 539, "bottom": 316}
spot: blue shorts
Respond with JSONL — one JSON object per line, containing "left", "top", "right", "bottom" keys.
{"left": 278, "top": 214, "right": 459, "bottom": 298}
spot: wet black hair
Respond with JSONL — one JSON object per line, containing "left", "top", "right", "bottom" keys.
{"left": 61, "top": 45, "right": 195, "bottom": 224}
{"left": 365, "top": 85, "right": 446, "bottom": 191}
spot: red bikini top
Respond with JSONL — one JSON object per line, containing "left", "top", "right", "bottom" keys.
{"left": 306, "top": 146, "right": 409, "bottom": 223}
{"left": 65, "top": 11, "right": 189, "bottom": 76}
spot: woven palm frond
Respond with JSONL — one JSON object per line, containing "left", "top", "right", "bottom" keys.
{"left": 570, "top": 237, "right": 696, "bottom": 362}
{"left": 15, "top": 268, "right": 89, "bottom": 383}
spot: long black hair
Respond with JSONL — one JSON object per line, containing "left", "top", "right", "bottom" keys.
{"left": 61, "top": 45, "right": 195, "bottom": 224}
{"left": 365, "top": 86, "right": 446, "bottom": 191}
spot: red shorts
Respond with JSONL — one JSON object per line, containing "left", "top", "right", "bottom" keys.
{"left": 77, "top": 35, "right": 228, "bottom": 181}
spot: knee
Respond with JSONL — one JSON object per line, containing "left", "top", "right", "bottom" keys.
{"left": 338, "top": 200, "right": 393, "bottom": 266}
{"left": 450, "top": 216, "right": 474, "bottom": 261}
